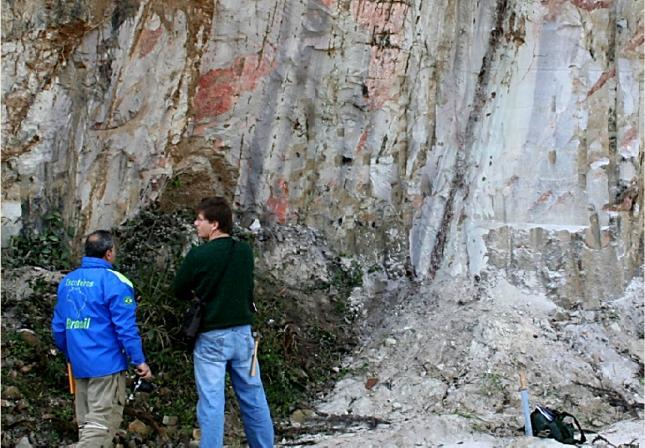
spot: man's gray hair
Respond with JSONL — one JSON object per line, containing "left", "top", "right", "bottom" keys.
{"left": 84, "top": 230, "right": 114, "bottom": 258}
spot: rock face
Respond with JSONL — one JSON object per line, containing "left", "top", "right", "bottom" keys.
{"left": 2, "top": 0, "right": 642, "bottom": 301}
{"left": 1, "top": 3, "right": 643, "bottom": 444}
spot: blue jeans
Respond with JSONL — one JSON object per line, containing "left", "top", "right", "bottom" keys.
{"left": 194, "top": 325, "right": 274, "bottom": 448}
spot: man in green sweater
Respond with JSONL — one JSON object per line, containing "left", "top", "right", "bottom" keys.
{"left": 173, "top": 197, "right": 274, "bottom": 448}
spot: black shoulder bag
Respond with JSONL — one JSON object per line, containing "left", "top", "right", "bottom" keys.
{"left": 530, "top": 405, "right": 586, "bottom": 445}
{"left": 181, "top": 239, "right": 236, "bottom": 352}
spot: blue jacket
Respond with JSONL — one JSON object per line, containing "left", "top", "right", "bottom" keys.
{"left": 52, "top": 257, "right": 146, "bottom": 378}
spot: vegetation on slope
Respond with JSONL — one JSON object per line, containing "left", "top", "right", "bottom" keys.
{"left": 1, "top": 204, "right": 360, "bottom": 447}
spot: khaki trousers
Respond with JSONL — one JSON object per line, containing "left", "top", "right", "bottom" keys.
{"left": 74, "top": 371, "right": 126, "bottom": 448}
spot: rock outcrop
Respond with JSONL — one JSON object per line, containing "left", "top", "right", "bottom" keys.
{"left": 1, "top": 0, "right": 643, "bottom": 445}
{"left": 294, "top": 273, "right": 643, "bottom": 446}
{"left": 3, "top": 0, "right": 642, "bottom": 301}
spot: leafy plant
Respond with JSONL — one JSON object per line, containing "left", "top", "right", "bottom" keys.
{"left": 113, "top": 204, "right": 357, "bottom": 436}
{"left": 3, "top": 211, "right": 73, "bottom": 270}
{"left": 330, "top": 260, "right": 363, "bottom": 291}
{"left": 2, "top": 203, "right": 359, "bottom": 446}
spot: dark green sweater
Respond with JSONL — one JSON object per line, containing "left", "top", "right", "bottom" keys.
{"left": 173, "top": 237, "right": 254, "bottom": 331}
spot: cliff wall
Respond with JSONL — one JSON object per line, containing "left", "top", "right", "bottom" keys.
{"left": 2, "top": 0, "right": 643, "bottom": 302}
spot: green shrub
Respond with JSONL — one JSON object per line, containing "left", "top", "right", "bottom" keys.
{"left": 3, "top": 211, "right": 73, "bottom": 270}
{"left": 114, "top": 205, "right": 357, "bottom": 433}
{"left": 2, "top": 203, "right": 358, "bottom": 446}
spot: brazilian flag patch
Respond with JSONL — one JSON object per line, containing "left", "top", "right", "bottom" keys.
{"left": 124, "top": 296, "right": 134, "bottom": 305}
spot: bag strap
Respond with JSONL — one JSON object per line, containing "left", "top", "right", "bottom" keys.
{"left": 198, "top": 238, "right": 236, "bottom": 306}
{"left": 557, "top": 411, "right": 586, "bottom": 444}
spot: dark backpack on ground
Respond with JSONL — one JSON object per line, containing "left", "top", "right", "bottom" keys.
{"left": 530, "top": 405, "right": 586, "bottom": 445}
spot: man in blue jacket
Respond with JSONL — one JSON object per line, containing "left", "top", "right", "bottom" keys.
{"left": 52, "top": 230, "right": 152, "bottom": 447}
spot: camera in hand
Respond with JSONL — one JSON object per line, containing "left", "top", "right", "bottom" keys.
{"left": 132, "top": 376, "right": 156, "bottom": 393}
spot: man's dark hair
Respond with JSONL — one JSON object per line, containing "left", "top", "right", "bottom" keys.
{"left": 84, "top": 230, "right": 114, "bottom": 258}
{"left": 196, "top": 197, "right": 233, "bottom": 234}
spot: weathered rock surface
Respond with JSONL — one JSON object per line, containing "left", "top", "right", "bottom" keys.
{"left": 1, "top": 0, "right": 643, "bottom": 446}
{"left": 290, "top": 418, "right": 644, "bottom": 447}
{"left": 0, "top": 266, "right": 63, "bottom": 332}
{"left": 289, "top": 274, "right": 643, "bottom": 446}
{"left": 2, "top": 0, "right": 642, "bottom": 302}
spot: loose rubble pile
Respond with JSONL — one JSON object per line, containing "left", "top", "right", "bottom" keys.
{"left": 2, "top": 216, "right": 642, "bottom": 447}
{"left": 283, "top": 270, "right": 644, "bottom": 447}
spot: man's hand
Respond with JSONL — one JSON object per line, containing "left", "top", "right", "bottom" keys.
{"left": 135, "top": 362, "right": 152, "bottom": 380}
